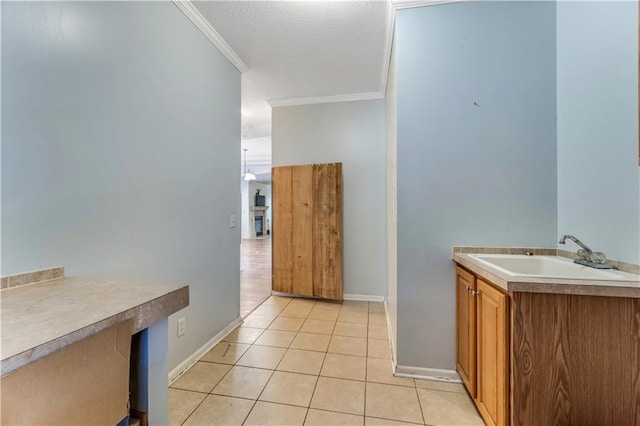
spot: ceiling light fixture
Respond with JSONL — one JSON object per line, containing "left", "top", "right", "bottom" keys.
{"left": 243, "top": 148, "right": 256, "bottom": 181}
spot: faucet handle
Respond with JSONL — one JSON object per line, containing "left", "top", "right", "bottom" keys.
{"left": 576, "top": 248, "right": 589, "bottom": 260}
{"left": 590, "top": 252, "right": 607, "bottom": 264}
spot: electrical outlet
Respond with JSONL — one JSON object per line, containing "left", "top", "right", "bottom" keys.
{"left": 177, "top": 317, "right": 186, "bottom": 337}
{"left": 229, "top": 214, "right": 236, "bottom": 228}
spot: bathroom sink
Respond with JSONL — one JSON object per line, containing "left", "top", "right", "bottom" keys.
{"left": 468, "top": 254, "right": 636, "bottom": 281}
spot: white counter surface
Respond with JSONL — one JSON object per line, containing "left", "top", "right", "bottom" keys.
{"left": 0, "top": 276, "right": 188, "bottom": 376}
{"left": 453, "top": 252, "right": 640, "bottom": 298}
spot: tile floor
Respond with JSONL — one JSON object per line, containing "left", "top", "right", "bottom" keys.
{"left": 169, "top": 296, "right": 484, "bottom": 425}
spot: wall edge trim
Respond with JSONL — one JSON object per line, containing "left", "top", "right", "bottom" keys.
{"left": 392, "top": 0, "right": 466, "bottom": 10}
{"left": 384, "top": 298, "right": 397, "bottom": 366}
{"left": 380, "top": 1, "right": 396, "bottom": 95}
{"left": 172, "top": 0, "right": 248, "bottom": 72}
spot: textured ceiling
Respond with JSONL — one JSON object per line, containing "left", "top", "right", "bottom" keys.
{"left": 193, "top": 0, "right": 391, "bottom": 178}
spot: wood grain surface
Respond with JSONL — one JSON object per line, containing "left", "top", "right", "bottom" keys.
{"left": 291, "top": 165, "right": 314, "bottom": 296}
{"left": 313, "top": 163, "right": 343, "bottom": 300}
{"left": 512, "top": 292, "right": 640, "bottom": 425}
{"left": 272, "top": 163, "right": 343, "bottom": 300}
{"left": 476, "top": 279, "right": 509, "bottom": 426}
{"left": 456, "top": 266, "right": 477, "bottom": 397}
{"left": 272, "top": 166, "right": 293, "bottom": 294}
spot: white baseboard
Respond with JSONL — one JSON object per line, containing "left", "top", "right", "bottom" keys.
{"left": 343, "top": 293, "right": 385, "bottom": 302}
{"left": 395, "top": 365, "right": 462, "bottom": 383}
{"left": 168, "top": 317, "right": 243, "bottom": 384}
{"left": 381, "top": 301, "right": 460, "bottom": 384}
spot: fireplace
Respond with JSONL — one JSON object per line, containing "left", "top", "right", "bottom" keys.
{"left": 249, "top": 206, "right": 269, "bottom": 238}
{"left": 255, "top": 215, "right": 263, "bottom": 236}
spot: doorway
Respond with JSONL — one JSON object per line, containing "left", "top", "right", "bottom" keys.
{"left": 240, "top": 180, "right": 273, "bottom": 317}
{"left": 240, "top": 236, "right": 272, "bottom": 317}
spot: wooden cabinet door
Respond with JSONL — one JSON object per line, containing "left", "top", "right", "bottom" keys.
{"left": 272, "top": 163, "right": 343, "bottom": 300}
{"left": 456, "top": 266, "right": 476, "bottom": 397}
{"left": 476, "top": 278, "right": 509, "bottom": 426}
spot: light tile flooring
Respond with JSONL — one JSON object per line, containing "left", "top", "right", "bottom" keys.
{"left": 169, "top": 296, "right": 484, "bottom": 426}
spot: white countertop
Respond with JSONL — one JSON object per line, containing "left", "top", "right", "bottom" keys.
{"left": 453, "top": 252, "right": 640, "bottom": 298}
{"left": 0, "top": 276, "right": 189, "bottom": 376}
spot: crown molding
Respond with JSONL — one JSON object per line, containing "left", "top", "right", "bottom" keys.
{"left": 380, "top": 1, "right": 396, "bottom": 94}
{"left": 269, "top": 91, "right": 384, "bottom": 108}
{"left": 392, "top": 0, "right": 465, "bottom": 10}
{"left": 172, "top": 0, "right": 248, "bottom": 73}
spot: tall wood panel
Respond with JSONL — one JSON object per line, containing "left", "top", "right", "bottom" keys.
{"left": 272, "top": 162, "right": 343, "bottom": 300}
{"left": 272, "top": 166, "right": 293, "bottom": 294}
{"left": 313, "top": 163, "right": 343, "bottom": 300}
{"left": 291, "top": 165, "right": 314, "bottom": 296}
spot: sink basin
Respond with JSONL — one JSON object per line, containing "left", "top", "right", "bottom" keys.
{"left": 468, "top": 254, "right": 637, "bottom": 281}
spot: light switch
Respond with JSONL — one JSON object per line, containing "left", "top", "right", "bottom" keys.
{"left": 229, "top": 214, "right": 236, "bottom": 228}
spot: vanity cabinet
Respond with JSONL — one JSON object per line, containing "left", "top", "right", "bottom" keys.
{"left": 455, "top": 262, "right": 640, "bottom": 426}
{"left": 455, "top": 266, "right": 509, "bottom": 426}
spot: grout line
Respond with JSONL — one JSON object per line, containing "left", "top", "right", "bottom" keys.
{"left": 413, "top": 385, "right": 467, "bottom": 395}
{"left": 203, "top": 360, "right": 237, "bottom": 397}
{"left": 183, "top": 360, "right": 416, "bottom": 387}
{"left": 178, "top": 390, "right": 210, "bottom": 426}
{"left": 364, "top": 307, "right": 369, "bottom": 419}
{"left": 303, "top": 349, "right": 327, "bottom": 424}
{"left": 415, "top": 382, "right": 427, "bottom": 425}
{"left": 173, "top": 297, "right": 407, "bottom": 425}
{"left": 185, "top": 393, "right": 426, "bottom": 426}
{"left": 240, "top": 400, "right": 258, "bottom": 426}
{"left": 241, "top": 317, "right": 278, "bottom": 426}
{"left": 246, "top": 399, "right": 327, "bottom": 414}
{"left": 169, "top": 386, "right": 209, "bottom": 395}
{"left": 366, "top": 414, "right": 425, "bottom": 425}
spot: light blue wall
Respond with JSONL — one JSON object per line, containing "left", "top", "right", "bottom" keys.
{"left": 557, "top": 1, "right": 640, "bottom": 265}
{"left": 1, "top": 1, "right": 241, "bottom": 373}
{"left": 272, "top": 100, "right": 387, "bottom": 297}
{"left": 396, "top": 1, "right": 557, "bottom": 369}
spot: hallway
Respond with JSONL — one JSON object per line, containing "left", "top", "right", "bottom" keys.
{"left": 168, "top": 296, "right": 483, "bottom": 425}
{"left": 240, "top": 237, "right": 272, "bottom": 318}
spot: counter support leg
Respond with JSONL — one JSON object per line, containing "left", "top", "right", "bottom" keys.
{"left": 130, "top": 318, "right": 169, "bottom": 426}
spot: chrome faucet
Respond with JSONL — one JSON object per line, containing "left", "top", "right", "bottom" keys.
{"left": 558, "top": 234, "right": 593, "bottom": 257}
{"left": 558, "top": 234, "right": 611, "bottom": 269}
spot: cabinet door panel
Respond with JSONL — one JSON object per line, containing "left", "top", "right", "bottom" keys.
{"left": 456, "top": 267, "right": 476, "bottom": 397}
{"left": 476, "top": 278, "right": 509, "bottom": 426}
{"left": 272, "top": 166, "right": 293, "bottom": 294}
{"left": 273, "top": 163, "right": 343, "bottom": 301}
{"left": 313, "top": 163, "right": 343, "bottom": 300}
{"left": 291, "top": 165, "right": 314, "bottom": 296}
